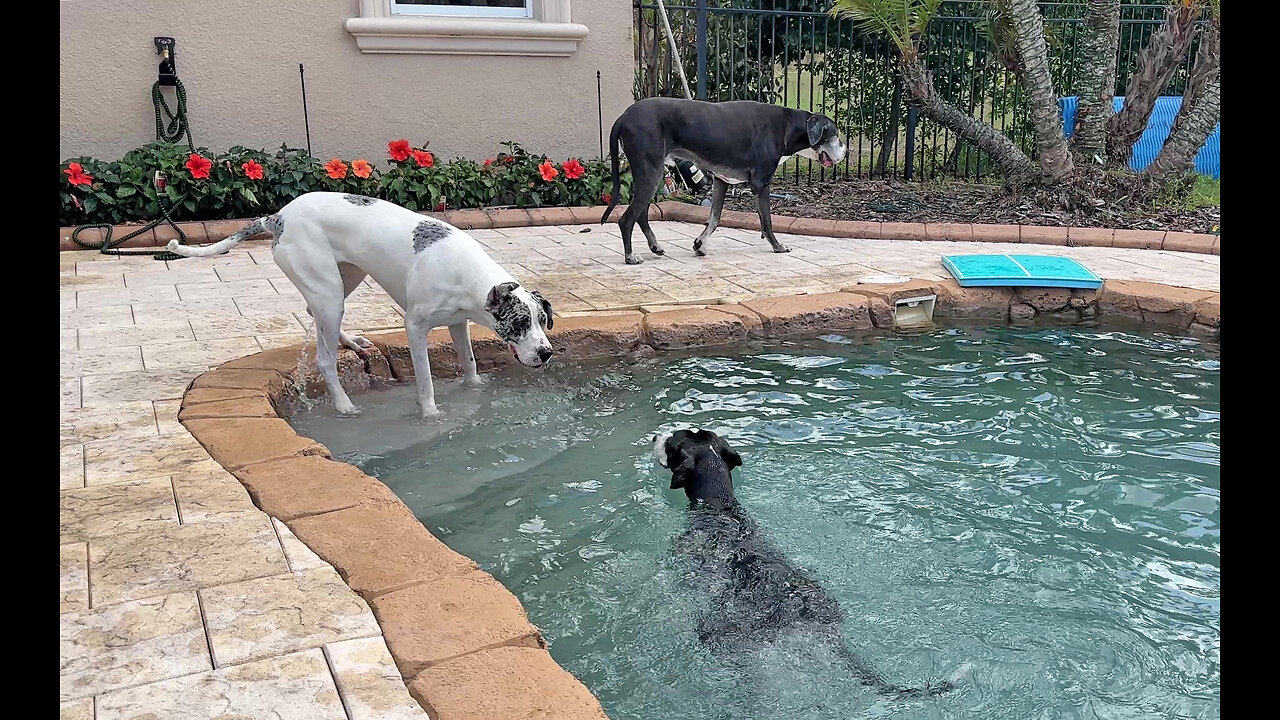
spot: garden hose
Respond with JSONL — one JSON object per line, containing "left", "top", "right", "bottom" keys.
{"left": 69, "top": 189, "right": 188, "bottom": 262}
{"left": 69, "top": 79, "right": 194, "bottom": 261}
{"left": 153, "top": 78, "right": 193, "bottom": 149}
{"left": 867, "top": 197, "right": 926, "bottom": 214}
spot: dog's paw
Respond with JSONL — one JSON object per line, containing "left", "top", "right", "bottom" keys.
{"left": 650, "top": 246, "right": 665, "bottom": 256}
{"left": 625, "top": 254, "right": 644, "bottom": 265}
{"left": 462, "top": 374, "right": 488, "bottom": 387}
{"left": 420, "top": 404, "right": 442, "bottom": 419}
{"left": 335, "top": 402, "right": 362, "bottom": 417}
{"left": 341, "top": 335, "right": 376, "bottom": 359}
{"left": 166, "top": 239, "right": 181, "bottom": 252}
{"left": 694, "top": 246, "right": 707, "bottom": 257}
{"left": 342, "top": 335, "right": 374, "bottom": 351}
{"left": 773, "top": 245, "right": 792, "bottom": 254}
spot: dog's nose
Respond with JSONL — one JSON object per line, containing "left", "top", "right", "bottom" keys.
{"left": 537, "top": 347, "right": 553, "bottom": 363}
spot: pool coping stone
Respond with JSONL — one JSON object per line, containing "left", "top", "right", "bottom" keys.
{"left": 60, "top": 201, "right": 1220, "bottom": 256}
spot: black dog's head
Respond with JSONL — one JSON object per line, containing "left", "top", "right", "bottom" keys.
{"left": 653, "top": 428, "right": 743, "bottom": 507}
{"left": 799, "top": 113, "right": 847, "bottom": 168}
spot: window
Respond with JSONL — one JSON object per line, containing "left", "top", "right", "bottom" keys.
{"left": 390, "top": 1, "right": 533, "bottom": 19}
{"left": 347, "top": 0, "right": 588, "bottom": 57}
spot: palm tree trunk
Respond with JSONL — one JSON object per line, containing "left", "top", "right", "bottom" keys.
{"left": 1107, "top": 1, "right": 1202, "bottom": 165}
{"left": 900, "top": 54, "right": 1037, "bottom": 181}
{"left": 1072, "top": 0, "right": 1121, "bottom": 163}
{"left": 1005, "top": 0, "right": 1074, "bottom": 182}
{"left": 1165, "top": 14, "right": 1219, "bottom": 145}
{"left": 876, "top": 70, "right": 904, "bottom": 177}
{"left": 1145, "top": 17, "right": 1220, "bottom": 178}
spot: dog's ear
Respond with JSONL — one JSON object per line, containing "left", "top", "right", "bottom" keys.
{"left": 485, "top": 282, "right": 520, "bottom": 313}
{"left": 670, "top": 454, "right": 696, "bottom": 489}
{"left": 530, "top": 291, "right": 554, "bottom": 330}
{"left": 805, "top": 114, "right": 825, "bottom": 147}
{"left": 713, "top": 436, "right": 743, "bottom": 470}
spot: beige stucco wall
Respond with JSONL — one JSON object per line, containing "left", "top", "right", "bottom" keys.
{"left": 59, "top": 1, "right": 634, "bottom": 165}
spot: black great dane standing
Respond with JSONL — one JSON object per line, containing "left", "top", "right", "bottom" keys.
{"left": 601, "top": 97, "right": 847, "bottom": 264}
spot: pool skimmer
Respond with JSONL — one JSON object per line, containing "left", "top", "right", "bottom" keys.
{"left": 893, "top": 294, "right": 937, "bottom": 330}
{"left": 853, "top": 275, "right": 937, "bottom": 331}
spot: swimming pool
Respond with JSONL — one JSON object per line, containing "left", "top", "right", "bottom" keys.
{"left": 291, "top": 323, "right": 1220, "bottom": 719}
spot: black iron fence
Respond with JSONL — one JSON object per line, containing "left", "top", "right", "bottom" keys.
{"left": 633, "top": 1, "right": 1204, "bottom": 183}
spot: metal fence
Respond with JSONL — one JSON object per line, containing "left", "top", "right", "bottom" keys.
{"left": 633, "top": 0, "right": 1204, "bottom": 184}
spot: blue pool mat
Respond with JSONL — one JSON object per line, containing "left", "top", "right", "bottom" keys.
{"left": 941, "top": 254, "right": 1103, "bottom": 289}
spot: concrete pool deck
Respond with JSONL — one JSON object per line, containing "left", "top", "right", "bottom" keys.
{"left": 59, "top": 220, "right": 1219, "bottom": 719}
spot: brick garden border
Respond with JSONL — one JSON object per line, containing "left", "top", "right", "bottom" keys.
{"left": 59, "top": 201, "right": 1220, "bottom": 256}
{"left": 175, "top": 277, "right": 1218, "bottom": 720}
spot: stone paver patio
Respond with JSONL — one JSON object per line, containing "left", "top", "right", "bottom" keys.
{"left": 59, "top": 220, "right": 1219, "bottom": 718}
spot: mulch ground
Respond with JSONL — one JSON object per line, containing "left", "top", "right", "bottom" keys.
{"left": 722, "top": 178, "right": 1219, "bottom": 234}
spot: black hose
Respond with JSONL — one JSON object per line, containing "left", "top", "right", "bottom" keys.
{"left": 69, "top": 78, "right": 195, "bottom": 261}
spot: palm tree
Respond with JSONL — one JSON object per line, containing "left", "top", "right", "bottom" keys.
{"left": 1145, "top": 4, "right": 1220, "bottom": 177}
{"left": 830, "top": 0, "right": 1038, "bottom": 180}
{"left": 1004, "top": 0, "right": 1074, "bottom": 181}
{"left": 1072, "top": 0, "right": 1122, "bottom": 164}
{"left": 830, "top": 0, "right": 1218, "bottom": 188}
{"left": 1107, "top": 0, "right": 1207, "bottom": 165}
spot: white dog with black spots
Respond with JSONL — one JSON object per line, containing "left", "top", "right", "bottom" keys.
{"left": 167, "top": 191, "right": 554, "bottom": 418}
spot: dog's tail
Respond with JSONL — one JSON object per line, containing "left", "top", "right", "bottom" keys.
{"left": 600, "top": 119, "right": 623, "bottom": 225}
{"left": 834, "top": 642, "right": 971, "bottom": 699}
{"left": 165, "top": 216, "right": 274, "bottom": 257}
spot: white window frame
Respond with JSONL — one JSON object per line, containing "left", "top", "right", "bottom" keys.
{"left": 347, "top": 0, "right": 587, "bottom": 57}
{"left": 390, "top": 1, "right": 533, "bottom": 19}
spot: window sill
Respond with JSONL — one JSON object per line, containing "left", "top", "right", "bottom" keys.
{"left": 345, "top": 15, "right": 589, "bottom": 57}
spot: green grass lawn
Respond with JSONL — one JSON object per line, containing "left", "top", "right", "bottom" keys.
{"left": 781, "top": 65, "right": 824, "bottom": 111}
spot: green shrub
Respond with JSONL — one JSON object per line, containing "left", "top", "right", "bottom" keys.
{"left": 60, "top": 139, "right": 633, "bottom": 226}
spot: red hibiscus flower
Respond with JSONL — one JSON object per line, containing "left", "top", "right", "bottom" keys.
{"left": 411, "top": 150, "right": 434, "bottom": 168}
{"left": 601, "top": 192, "right": 612, "bottom": 205}
{"left": 388, "top": 140, "right": 412, "bottom": 162}
{"left": 324, "top": 158, "right": 349, "bottom": 179}
{"left": 185, "top": 153, "right": 212, "bottom": 180}
{"left": 538, "top": 160, "right": 559, "bottom": 182}
{"left": 503, "top": 156, "right": 516, "bottom": 165}
{"left": 562, "top": 158, "right": 586, "bottom": 180}
{"left": 64, "top": 162, "right": 93, "bottom": 187}
{"left": 351, "top": 159, "right": 374, "bottom": 179}
{"left": 483, "top": 158, "right": 495, "bottom": 168}
{"left": 241, "top": 160, "right": 264, "bottom": 180}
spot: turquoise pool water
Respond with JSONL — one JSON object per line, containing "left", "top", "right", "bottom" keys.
{"left": 291, "top": 324, "right": 1220, "bottom": 719}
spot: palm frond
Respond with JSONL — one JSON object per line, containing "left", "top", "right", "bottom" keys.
{"left": 972, "top": 0, "right": 1065, "bottom": 71}
{"left": 831, "top": 0, "right": 941, "bottom": 53}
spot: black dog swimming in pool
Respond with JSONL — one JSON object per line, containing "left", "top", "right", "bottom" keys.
{"left": 652, "top": 428, "right": 969, "bottom": 698}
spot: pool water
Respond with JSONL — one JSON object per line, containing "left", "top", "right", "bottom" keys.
{"left": 291, "top": 324, "right": 1220, "bottom": 719}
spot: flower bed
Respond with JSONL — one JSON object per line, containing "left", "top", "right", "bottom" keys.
{"left": 60, "top": 139, "right": 634, "bottom": 228}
